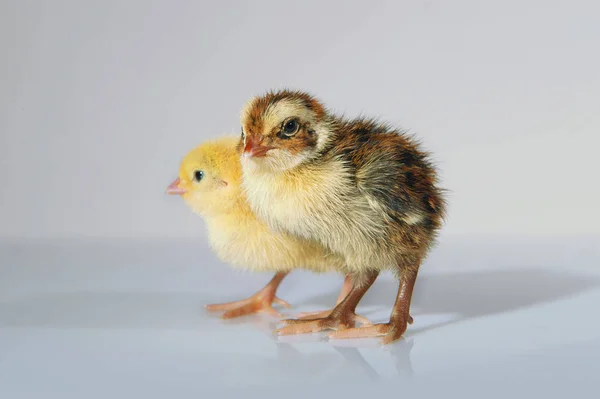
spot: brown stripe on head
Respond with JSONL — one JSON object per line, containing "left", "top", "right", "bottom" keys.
{"left": 242, "top": 90, "right": 325, "bottom": 133}
{"left": 241, "top": 89, "right": 328, "bottom": 155}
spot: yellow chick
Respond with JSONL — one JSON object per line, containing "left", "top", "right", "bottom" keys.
{"left": 166, "top": 136, "right": 369, "bottom": 323}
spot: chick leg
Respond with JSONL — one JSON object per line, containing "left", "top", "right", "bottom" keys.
{"left": 295, "top": 274, "right": 372, "bottom": 325}
{"left": 205, "top": 272, "right": 291, "bottom": 319}
{"left": 329, "top": 269, "right": 418, "bottom": 344}
{"left": 275, "top": 271, "right": 378, "bottom": 336}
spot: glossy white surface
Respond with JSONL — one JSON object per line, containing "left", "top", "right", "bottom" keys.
{"left": 1, "top": 235, "right": 599, "bottom": 397}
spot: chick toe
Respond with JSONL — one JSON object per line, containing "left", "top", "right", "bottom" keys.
{"left": 275, "top": 319, "right": 332, "bottom": 336}
{"left": 273, "top": 297, "right": 292, "bottom": 308}
{"left": 329, "top": 324, "right": 389, "bottom": 340}
{"left": 220, "top": 301, "right": 283, "bottom": 319}
{"left": 329, "top": 318, "right": 412, "bottom": 344}
{"left": 296, "top": 309, "right": 371, "bottom": 326}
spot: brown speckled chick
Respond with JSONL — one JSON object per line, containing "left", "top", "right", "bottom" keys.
{"left": 239, "top": 90, "right": 447, "bottom": 344}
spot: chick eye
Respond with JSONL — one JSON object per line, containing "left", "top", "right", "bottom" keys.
{"left": 193, "top": 170, "right": 204, "bottom": 182}
{"left": 282, "top": 119, "right": 299, "bottom": 136}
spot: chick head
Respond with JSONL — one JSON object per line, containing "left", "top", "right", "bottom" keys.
{"left": 166, "top": 136, "right": 242, "bottom": 216}
{"left": 240, "top": 89, "right": 333, "bottom": 173}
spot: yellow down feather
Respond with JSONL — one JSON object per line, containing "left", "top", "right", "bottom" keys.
{"left": 175, "top": 136, "right": 344, "bottom": 273}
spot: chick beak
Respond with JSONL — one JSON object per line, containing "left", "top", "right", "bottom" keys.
{"left": 166, "top": 177, "right": 187, "bottom": 195}
{"left": 243, "top": 136, "right": 272, "bottom": 158}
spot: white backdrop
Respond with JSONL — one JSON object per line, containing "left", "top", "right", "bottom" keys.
{"left": 1, "top": 0, "right": 599, "bottom": 238}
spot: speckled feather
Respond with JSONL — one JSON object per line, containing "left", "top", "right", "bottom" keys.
{"left": 240, "top": 90, "right": 447, "bottom": 277}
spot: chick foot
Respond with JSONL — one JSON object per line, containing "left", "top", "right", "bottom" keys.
{"left": 275, "top": 312, "right": 359, "bottom": 336}
{"left": 296, "top": 309, "right": 371, "bottom": 325}
{"left": 276, "top": 271, "right": 378, "bottom": 336}
{"left": 329, "top": 315, "right": 414, "bottom": 344}
{"left": 292, "top": 273, "right": 365, "bottom": 323}
{"left": 295, "top": 274, "right": 372, "bottom": 325}
{"left": 330, "top": 271, "right": 418, "bottom": 344}
{"left": 205, "top": 272, "right": 291, "bottom": 319}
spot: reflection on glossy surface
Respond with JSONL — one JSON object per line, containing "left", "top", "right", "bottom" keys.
{"left": 1, "top": 236, "right": 600, "bottom": 397}
{"left": 207, "top": 313, "right": 416, "bottom": 381}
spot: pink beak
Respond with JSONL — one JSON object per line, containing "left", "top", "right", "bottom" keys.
{"left": 243, "top": 135, "right": 273, "bottom": 158}
{"left": 166, "top": 177, "right": 187, "bottom": 195}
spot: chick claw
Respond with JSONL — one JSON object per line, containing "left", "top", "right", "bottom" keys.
{"left": 205, "top": 295, "right": 291, "bottom": 319}
{"left": 296, "top": 309, "right": 372, "bottom": 326}
{"left": 328, "top": 316, "right": 414, "bottom": 344}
